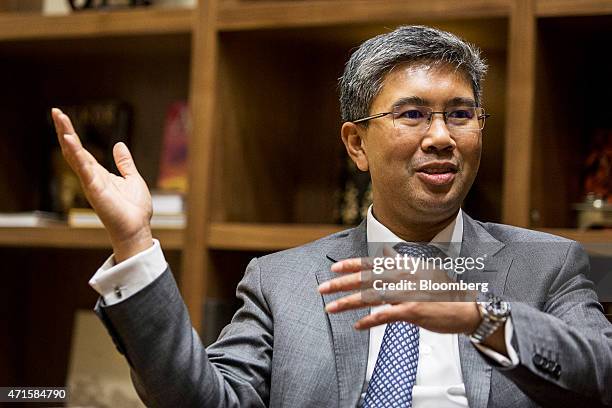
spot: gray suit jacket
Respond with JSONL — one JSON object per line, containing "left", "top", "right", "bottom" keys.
{"left": 95, "top": 213, "right": 612, "bottom": 407}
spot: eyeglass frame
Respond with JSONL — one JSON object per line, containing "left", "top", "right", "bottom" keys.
{"left": 352, "top": 106, "right": 491, "bottom": 132}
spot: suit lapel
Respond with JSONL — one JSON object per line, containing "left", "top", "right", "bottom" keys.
{"left": 316, "top": 215, "right": 515, "bottom": 407}
{"left": 316, "top": 221, "right": 369, "bottom": 408}
{"left": 459, "top": 213, "right": 513, "bottom": 408}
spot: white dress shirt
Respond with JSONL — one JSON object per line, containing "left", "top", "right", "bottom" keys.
{"left": 364, "top": 206, "right": 518, "bottom": 407}
{"left": 89, "top": 208, "right": 518, "bottom": 407}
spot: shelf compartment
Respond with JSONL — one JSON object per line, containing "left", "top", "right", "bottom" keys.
{"left": 0, "top": 226, "right": 183, "bottom": 249}
{"left": 213, "top": 21, "right": 508, "bottom": 225}
{"left": 217, "top": 0, "right": 510, "bottom": 31}
{"left": 530, "top": 15, "right": 612, "bottom": 229}
{"left": 207, "top": 222, "right": 345, "bottom": 250}
{"left": 0, "top": 7, "right": 193, "bottom": 41}
{"left": 0, "top": 33, "right": 191, "bottom": 210}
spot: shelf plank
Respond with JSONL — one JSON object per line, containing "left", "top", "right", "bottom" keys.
{"left": 208, "top": 222, "right": 346, "bottom": 251}
{"left": 538, "top": 228, "right": 612, "bottom": 244}
{"left": 537, "top": 0, "right": 612, "bottom": 17}
{"left": 208, "top": 224, "right": 612, "bottom": 252}
{"left": 0, "top": 226, "right": 183, "bottom": 250}
{"left": 0, "top": 7, "right": 194, "bottom": 41}
{"left": 218, "top": 0, "right": 510, "bottom": 31}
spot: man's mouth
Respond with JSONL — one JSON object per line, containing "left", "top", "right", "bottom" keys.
{"left": 415, "top": 162, "right": 458, "bottom": 186}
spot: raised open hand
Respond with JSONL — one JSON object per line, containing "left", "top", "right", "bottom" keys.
{"left": 51, "top": 108, "right": 153, "bottom": 262}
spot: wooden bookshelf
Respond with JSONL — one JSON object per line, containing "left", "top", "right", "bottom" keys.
{"left": 0, "top": 7, "right": 194, "bottom": 41}
{"left": 0, "top": 226, "right": 184, "bottom": 250}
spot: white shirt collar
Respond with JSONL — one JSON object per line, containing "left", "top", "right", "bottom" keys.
{"left": 366, "top": 205, "right": 463, "bottom": 257}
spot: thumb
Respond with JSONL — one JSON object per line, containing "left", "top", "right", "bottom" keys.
{"left": 113, "top": 142, "right": 138, "bottom": 178}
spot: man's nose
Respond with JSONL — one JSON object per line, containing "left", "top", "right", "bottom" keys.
{"left": 421, "top": 115, "right": 455, "bottom": 152}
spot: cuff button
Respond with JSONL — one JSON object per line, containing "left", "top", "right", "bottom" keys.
{"left": 532, "top": 354, "right": 544, "bottom": 367}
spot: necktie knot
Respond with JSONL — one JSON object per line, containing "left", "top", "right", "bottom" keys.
{"left": 393, "top": 242, "right": 443, "bottom": 259}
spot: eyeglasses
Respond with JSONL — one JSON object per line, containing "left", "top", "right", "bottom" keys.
{"left": 352, "top": 106, "right": 490, "bottom": 135}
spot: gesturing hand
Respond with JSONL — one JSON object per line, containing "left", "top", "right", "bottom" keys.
{"left": 51, "top": 108, "right": 153, "bottom": 262}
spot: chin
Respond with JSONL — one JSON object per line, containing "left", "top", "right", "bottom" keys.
{"left": 411, "top": 192, "right": 461, "bottom": 215}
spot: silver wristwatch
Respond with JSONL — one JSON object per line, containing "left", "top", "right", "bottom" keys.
{"left": 470, "top": 294, "right": 511, "bottom": 344}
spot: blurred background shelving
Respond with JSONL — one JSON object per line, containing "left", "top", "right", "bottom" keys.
{"left": 0, "top": 0, "right": 610, "bottom": 393}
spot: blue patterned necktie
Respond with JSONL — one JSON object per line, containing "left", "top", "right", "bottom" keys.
{"left": 363, "top": 243, "right": 441, "bottom": 408}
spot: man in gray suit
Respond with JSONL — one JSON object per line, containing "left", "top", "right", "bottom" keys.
{"left": 51, "top": 26, "right": 611, "bottom": 407}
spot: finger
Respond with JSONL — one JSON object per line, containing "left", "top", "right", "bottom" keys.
{"left": 325, "top": 292, "right": 368, "bottom": 313}
{"left": 51, "top": 108, "right": 79, "bottom": 146}
{"left": 51, "top": 108, "right": 68, "bottom": 149}
{"left": 318, "top": 271, "right": 365, "bottom": 294}
{"left": 331, "top": 257, "right": 373, "bottom": 273}
{"left": 62, "top": 133, "right": 100, "bottom": 186}
{"left": 59, "top": 111, "right": 76, "bottom": 135}
{"left": 354, "top": 303, "right": 419, "bottom": 330}
{"left": 113, "top": 142, "right": 139, "bottom": 178}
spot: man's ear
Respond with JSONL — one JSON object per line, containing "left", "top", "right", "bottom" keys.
{"left": 341, "top": 122, "right": 369, "bottom": 171}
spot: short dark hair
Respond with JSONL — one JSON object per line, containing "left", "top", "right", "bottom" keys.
{"left": 339, "top": 25, "right": 488, "bottom": 123}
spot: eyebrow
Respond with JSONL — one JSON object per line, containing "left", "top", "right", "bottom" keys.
{"left": 390, "top": 96, "right": 477, "bottom": 110}
{"left": 446, "top": 97, "right": 477, "bottom": 108}
{"left": 391, "top": 96, "right": 428, "bottom": 110}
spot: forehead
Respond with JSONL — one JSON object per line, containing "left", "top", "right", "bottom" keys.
{"left": 372, "top": 63, "right": 475, "bottom": 110}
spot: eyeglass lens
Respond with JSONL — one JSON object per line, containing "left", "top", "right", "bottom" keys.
{"left": 391, "top": 106, "right": 486, "bottom": 133}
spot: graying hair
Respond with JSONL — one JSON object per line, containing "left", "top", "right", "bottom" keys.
{"left": 339, "top": 25, "right": 488, "bottom": 123}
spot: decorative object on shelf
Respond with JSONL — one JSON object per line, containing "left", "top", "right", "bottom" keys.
{"left": 583, "top": 128, "right": 612, "bottom": 203}
{"left": 67, "top": 0, "right": 151, "bottom": 11}
{"left": 575, "top": 129, "right": 612, "bottom": 229}
{"left": 573, "top": 195, "right": 612, "bottom": 230}
{"left": 335, "top": 156, "right": 372, "bottom": 225}
{"left": 49, "top": 101, "right": 132, "bottom": 214}
{"left": 158, "top": 101, "right": 190, "bottom": 193}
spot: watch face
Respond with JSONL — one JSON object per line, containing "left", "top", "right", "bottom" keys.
{"left": 488, "top": 297, "right": 511, "bottom": 317}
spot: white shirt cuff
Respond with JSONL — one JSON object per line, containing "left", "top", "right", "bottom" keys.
{"left": 89, "top": 239, "right": 167, "bottom": 306}
{"left": 471, "top": 317, "right": 520, "bottom": 368}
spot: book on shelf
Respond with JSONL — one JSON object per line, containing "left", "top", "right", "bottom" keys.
{"left": 68, "top": 208, "right": 185, "bottom": 229}
{"left": 157, "top": 101, "right": 189, "bottom": 193}
{"left": 49, "top": 100, "right": 132, "bottom": 214}
{"left": 0, "top": 211, "right": 63, "bottom": 227}
{"left": 151, "top": 190, "right": 185, "bottom": 215}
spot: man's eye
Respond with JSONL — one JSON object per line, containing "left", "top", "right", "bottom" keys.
{"left": 399, "top": 109, "right": 425, "bottom": 120}
{"left": 448, "top": 109, "right": 474, "bottom": 119}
